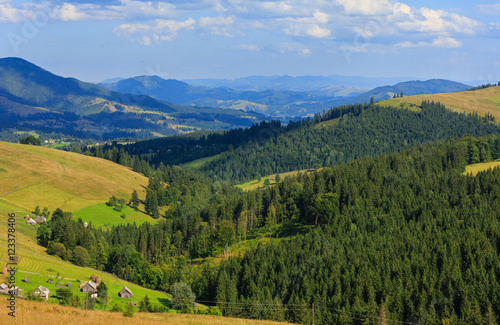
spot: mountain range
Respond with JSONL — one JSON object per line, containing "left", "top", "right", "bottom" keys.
{"left": 0, "top": 57, "right": 265, "bottom": 141}
{"left": 101, "top": 74, "right": 470, "bottom": 118}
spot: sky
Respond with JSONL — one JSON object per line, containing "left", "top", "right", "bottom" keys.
{"left": 0, "top": 0, "right": 499, "bottom": 84}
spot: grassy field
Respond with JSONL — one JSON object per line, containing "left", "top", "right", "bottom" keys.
{"left": 179, "top": 155, "right": 220, "bottom": 169}
{"left": 73, "top": 203, "right": 154, "bottom": 228}
{"left": 0, "top": 141, "right": 148, "bottom": 212}
{"left": 0, "top": 202, "right": 171, "bottom": 311}
{"left": 377, "top": 86, "right": 500, "bottom": 120}
{"left": 1, "top": 299, "right": 294, "bottom": 325}
{"left": 463, "top": 160, "right": 500, "bottom": 176}
{"left": 236, "top": 169, "right": 317, "bottom": 191}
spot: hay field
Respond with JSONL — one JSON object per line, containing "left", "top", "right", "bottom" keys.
{"left": 0, "top": 141, "right": 148, "bottom": 212}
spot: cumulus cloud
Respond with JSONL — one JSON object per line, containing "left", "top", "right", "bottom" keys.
{"left": 395, "top": 37, "right": 462, "bottom": 48}
{"left": 113, "top": 18, "right": 196, "bottom": 44}
{"left": 0, "top": 0, "right": 485, "bottom": 50}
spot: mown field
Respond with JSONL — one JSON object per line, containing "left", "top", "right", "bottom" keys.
{"left": 464, "top": 160, "right": 500, "bottom": 176}
{"left": 0, "top": 141, "right": 149, "bottom": 212}
{"left": 236, "top": 168, "right": 317, "bottom": 191}
{"left": 179, "top": 154, "right": 220, "bottom": 169}
{"left": 377, "top": 86, "right": 500, "bottom": 120}
{"left": 1, "top": 299, "right": 294, "bottom": 325}
{"left": 73, "top": 203, "right": 155, "bottom": 228}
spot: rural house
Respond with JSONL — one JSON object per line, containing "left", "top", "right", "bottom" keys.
{"left": 34, "top": 286, "right": 50, "bottom": 300}
{"left": 26, "top": 218, "right": 36, "bottom": 225}
{"left": 0, "top": 283, "right": 8, "bottom": 294}
{"left": 119, "top": 286, "right": 133, "bottom": 298}
{"left": 80, "top": 280, "right": 97, "bottom": 293}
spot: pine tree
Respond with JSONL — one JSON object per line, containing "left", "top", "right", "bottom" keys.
{"left": 130, "top": 190, "right": 140, "bottom": 210}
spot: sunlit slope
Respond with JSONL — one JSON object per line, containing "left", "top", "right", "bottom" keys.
{"left": 377, "top": 86, "right": 500, "bottom": 120}
{"left": 0, "top": 142, "right": 148, "bottom": 212}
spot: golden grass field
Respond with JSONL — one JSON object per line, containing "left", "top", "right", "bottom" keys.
{"left": 463, "top": 160, "right": 500, "bottom": 176}
{"left": 377, "top": 86, "right": 500, "bottom": 120}
{"left": 0, "top": 141, "right": 149, "bottom": 212}
{"left": 236, "top": 168, "right": 318, "bottom": 191}
{"left": 1, "top": 299, "right": 295, "bottom": 325}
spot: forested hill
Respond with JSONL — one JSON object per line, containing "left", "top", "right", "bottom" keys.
{"left": 212, "top": 135, "right": 500, "bottom": 324}
{"left": 198, "top": 101, "right": 500, "bottom": 183}
{"left": 99, "top": 101, "right": 500, "bottom": 184}
{"left": 43, "top": 134, "right": 500, "bottom": 324}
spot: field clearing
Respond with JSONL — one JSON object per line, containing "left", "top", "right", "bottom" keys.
{"left": 377, "top": 86, "right": 500, "bottom": 120}
{"left": 313, "top": 118, "right": 340, "bottom": 129}
{"left": 463, "top": 160, "right": 500, "bottom": 176}
{"left": 179, "top": 155, "right": 220, "bottom": 169}
{"left": 0, "top": 142, "right": 148, "bottom": 212}
{"left": 73, "top": 203, "right": 155, "bottom": 228}
{"left": 1, "top": 299, "right": 293, "bottom": 325}
{"left": 236, "top": 168, "right": 317, "bottom": 191}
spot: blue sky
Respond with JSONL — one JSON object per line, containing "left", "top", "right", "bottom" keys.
{"left": 0, "top": 0, "right": 499, "bottom": 83}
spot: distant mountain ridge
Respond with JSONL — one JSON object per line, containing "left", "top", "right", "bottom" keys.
{"left": 182, "top": 74, "right": 413, "bottom": 90}
{"left": 101, "top": 74, "right": 470, "bottom": 118}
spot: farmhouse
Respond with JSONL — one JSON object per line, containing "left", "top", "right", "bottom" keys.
{"left": 26, "top": 218, "right": 36, "bottom": 225}
{"left": 0, "top": 283, "right": 8, "bottom": 294}
{"left": 80, "top": 280, "right": 97, "bottom": 293}
{"left": 34, "top": 286, "right": 50, "bottom": 300}
{"left": 119, "top": 286, "right": 133, "bottom": 298}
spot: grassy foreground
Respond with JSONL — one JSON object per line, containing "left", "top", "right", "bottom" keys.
{"left": 1, "top": 299, "right": 294, "bottom": 325}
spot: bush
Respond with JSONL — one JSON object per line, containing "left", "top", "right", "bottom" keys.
{"left": 170, "top": 282, "right": 196, "bottom": 313}
{"left": 56, "top": 287, "right": 73, "bottom": 305}
{"left": 123, "top": 302, "right": 134, "bottom": 317}
{"left": 111, "top": 303, "right": 122, "bottom": 312}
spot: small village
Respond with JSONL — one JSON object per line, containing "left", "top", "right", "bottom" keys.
{"left": 1, "top": 268, "right": 133, "bottom": 303}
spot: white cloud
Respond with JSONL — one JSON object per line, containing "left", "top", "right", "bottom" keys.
{"left": 237, "top": 43, "right": 261, "bottom": 51}
{"left": 477, "top": 4, "right": 500, "bottom": 16}
{"left": 113, "top": 18, "right": 196, "bottom": 44}
{"left": 393, "top": 7, "right": 481, "bottom": 35}
{"left": 306, "top": 24, "right": 331, "bottom": 38}
{"left": 281, "top": 10, "right": 332, "bottom": 39}
{"left": 0, "top": 3, "right": 23, "bottom": 22}
{"left": 275, "top": 43, "right": 312, "bottom": 56}
{"left": 337, "top": 0, "right": 393, "bottom": 16}
{"left": 199, "top": 15, "right": 236, "bottom": 37}
{"left": 395, "top": 37, "right": 462, "bottom": 48}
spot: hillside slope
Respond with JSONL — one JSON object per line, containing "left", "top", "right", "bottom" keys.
{"left": 0, "top": 141, "right": 148, "bottom": 212}
{"left": 377, "top": 85, "right": 500, "bottom": 120}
